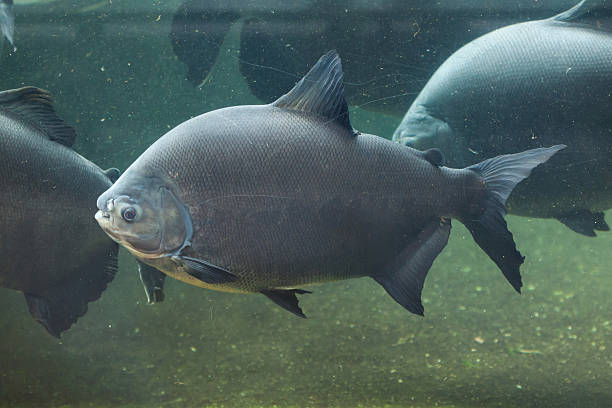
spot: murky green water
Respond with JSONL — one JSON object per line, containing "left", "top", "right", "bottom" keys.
{"left": 1, "top": 1, "right": 610, "bottom": 407}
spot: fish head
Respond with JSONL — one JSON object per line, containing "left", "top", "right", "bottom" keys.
{"left": 95, "top": 174, "right": 192, "bottom": 259}
{"left": 392, "top": 104, "right": 454, "bottom": 151}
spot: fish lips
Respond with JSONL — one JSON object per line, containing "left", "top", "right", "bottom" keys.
{"left": 96, "top": 191, "right": 116, "bottom": 213}
{"left": 94, "top": 195, "right": 132, "bottom": 243}
{"left": 94, "top": 209, "right": 122, "bottom": 242}
{"left": 94, "top": 194, "right": 126, "bottom": 239}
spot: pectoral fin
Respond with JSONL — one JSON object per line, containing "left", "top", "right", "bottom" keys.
{"left": 138, "top": 261, "right": 166, "bottom": 304}
{"left": 555, "top": 209, "right": 609, "bottom": 237}
{"left": 171, "top": 255, "right": 237, "bottom": 284}
{"left": 373, "top": 218, "right": 451, "bottom": 316}
{"left": 261, "top": 289, "right": 312, "bottom": 318}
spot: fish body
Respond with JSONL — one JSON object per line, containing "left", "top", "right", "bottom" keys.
{"left": 108, "top": 106, "right": 477, "bottom": 294}
{"left": 393, "top": 0, "right": 612, "bottom": 235}
{"left": 96, "top": 52, "right": 562, "bottom": 317}
{"left": 0, "top": 87, "right": 118, "bottom": 337}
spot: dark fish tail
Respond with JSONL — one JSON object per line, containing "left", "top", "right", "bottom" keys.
{"left": 462, "top": 145, "right": 565, "bottom": 293}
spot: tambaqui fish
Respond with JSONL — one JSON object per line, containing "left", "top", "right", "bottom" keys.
{"left": 0, "top": 87, "right": 119, "bottom": 337}
{"left": 96, "top": 51, "right": 563, "bottom": 318}
{"left": 393, "top": 0, "right": 612, "bottom": 236}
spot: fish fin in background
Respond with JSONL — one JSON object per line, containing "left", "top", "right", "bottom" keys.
{"left": 423, "top": 148, "right": 445, "bottom": 167}
{"left": 138, "top": 261, "right": 166, "bottom": 304}
{"left": 170, "top": 1, "right": 240, "bottom": 86}
{"left": 272, "top": 50, "right": 356, "bottom": 135}
{"left": 0, "top": 0, "right": 15, "bottom": 52}
{"left": 551, "top": 0, "right": 612, "bottom": 29}
{"left": 171, "top": 255, "right": 237, "bottom": 284}
{"left": 103, "top": 168, "right": 121, "bottom": 183}
{"left": 464, "top": 145, "right": 566, "bottom": 293}
{"left": 24, "top": 244, "right": 119, "bottom": 338}
{"left": 261, "top": 289, "right": 312, "bottom": 318}
{"left": 0, "top": 87, "right": 75, "bottom": 147}
{"left": 555, "top": 209, "right": 610, "bottom": 236}
{"left": 372, "top": 217, "right": 451, "bottom": 316}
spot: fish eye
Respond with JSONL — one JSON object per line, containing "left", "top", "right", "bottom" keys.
{"left": 121, "top": 207, "right": 138, "bottom": 222}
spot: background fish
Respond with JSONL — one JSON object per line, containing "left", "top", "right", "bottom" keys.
{"left": 170, "top": 0, "right": 580, "bottom": 117}
{"left": 95, "top": 51, "right": 562, "bottom": 317}
{"left": 0, "top": 87, "right": 119, "bottom": 337}
{"left": 393, "top": 0, "right": 612, "bottom": 236}
{"left": 0, "top": 0, "right": 15, "bottom": 51}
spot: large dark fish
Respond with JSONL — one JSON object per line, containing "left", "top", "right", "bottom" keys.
{"left": 0, "top": 87, "right": 119, "bottom": 337}
{"left": 0, "top": 0, "right": 15, "bottom": 51}
{"left": 95, "top": 51, "right": 562, "bottom": 318}
{"left": 171, "top": 0, "right": 578, "bottom": 116}
{"left": 393, "top": 0, "right": 612, "bottom": 236}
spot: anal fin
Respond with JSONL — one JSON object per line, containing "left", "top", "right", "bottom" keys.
{"left": 261, "top": 289, "right": 312, "bottom": 318}
{"left": 556, "top": 209, "right": 609, "bottom": 237}
{"left": 373, "top": 218, "right": 451, "bottom": 316}
{"left": 138, "top": 261, "right": 166, "bottom": 304}
{"left": 25, "top": 243, "right": 118, "bottom": 338}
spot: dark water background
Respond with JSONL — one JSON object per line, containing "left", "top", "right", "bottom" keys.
{"left": 0, "top": 1, "right": 610, "bottom": 407}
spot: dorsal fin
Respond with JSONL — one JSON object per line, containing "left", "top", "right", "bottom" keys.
{"left": 423, "top": 148, "right": 445, "bottom": 167}
{"left": 0, "top": 87, "right": 76, "bottom": 147}
{"left": 104, "top": 168, "right": 121, "bottom": 183}
{"left": 551, "top": 0, "right": 609, "bottom": 23}
{"left": 272, "top": 50, "right": 355, "bottom": 135}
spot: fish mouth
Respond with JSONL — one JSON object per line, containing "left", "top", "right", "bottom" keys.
{"left": 400, "top": 135, "right": 420, "bottom": 147}
{"left": 94, "top": 210, "right": 122, "bottom": 242}
{"left": 96, "top": 210, "right": 111, "bottom": 219}
{"left": 94, "top": 209, "right": 108, "bottom": 224}
{"left": 97, "top": 196, "right": 115, "bottom": 212}
{"left": 392, "top": 126, "right": 423, "bottom": 147}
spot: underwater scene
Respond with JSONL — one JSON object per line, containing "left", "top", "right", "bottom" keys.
{"left": 0, "top": 0, "right": 610, "bottom": 407}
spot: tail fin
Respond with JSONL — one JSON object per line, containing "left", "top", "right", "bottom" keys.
{"left": 463, "top": 145, "right": 566, "bottom": 293}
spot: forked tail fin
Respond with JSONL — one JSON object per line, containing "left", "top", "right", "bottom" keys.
{"left": 463, "top": 145, "right": 566, "bottom": 292}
